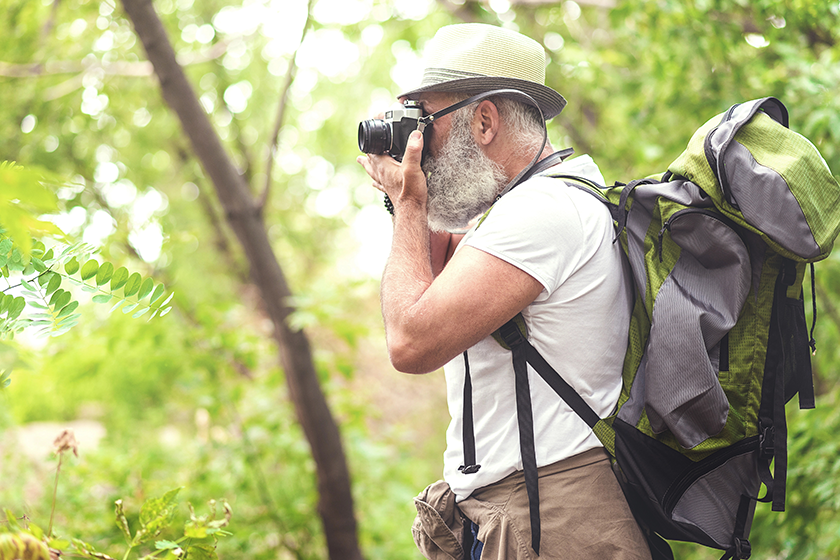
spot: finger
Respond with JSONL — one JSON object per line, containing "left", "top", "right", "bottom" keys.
{"left": 401, "top": 130, "right": 424, "bottom": 168}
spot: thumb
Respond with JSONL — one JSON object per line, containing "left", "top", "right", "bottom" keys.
{"left": 402, "top": 130, "right": 424, "bottom": 166}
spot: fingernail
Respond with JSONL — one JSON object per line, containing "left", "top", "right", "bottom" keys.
{"left": 409, "top": 130, "right": 422, "bottom": 144}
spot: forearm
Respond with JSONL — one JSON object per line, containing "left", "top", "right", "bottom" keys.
{"left": 380, "top": 200, "right": 437, "bottom": 373}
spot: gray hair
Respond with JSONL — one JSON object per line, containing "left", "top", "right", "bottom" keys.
{"left": 447, "top": 92, "right": 545, "bottom": 152}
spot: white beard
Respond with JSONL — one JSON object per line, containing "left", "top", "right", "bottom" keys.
{"left": 423, "top": 110, "right": 508, "bottom": 232}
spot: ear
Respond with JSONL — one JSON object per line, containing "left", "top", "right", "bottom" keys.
{"left": 473, "top": 99, "right": 501, "bottom": 146}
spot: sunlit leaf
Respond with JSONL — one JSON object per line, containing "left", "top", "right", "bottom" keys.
{"left": 149, "top": 283, "right": 165, "bottom": 304}
{"left": 64, "top": 257, "right": 80, "bottom": 275}
{"left": 46, "top": 272, "right": 62, "bottom": 295}
{"left": 56, "top": 300, "right": 79, "bottom": 318}
{"left": 138, "top": 277, "right": 154, "bottom": 300}
{"left": 80, "top": 259, "right": 99, "bottom": 281}
{"left": 110, "top": 267, "right": 129, "bottom": 290}
{"left": 92, "top": 294, "right": 113, "bottom": 304}
{"left": 96, "top": 262, "right": 115, "bottom": 286}
{"left": 132, "top": 306, "right": 151, "bottom": 318}
{"left": 123, "top": 273, "right": 142, "bottom": 297}
{"left": 8, "top": 297, "right": 25, "bottom": 319}
{"left": 122, "top": 302, "right": 139, "bottom": 314}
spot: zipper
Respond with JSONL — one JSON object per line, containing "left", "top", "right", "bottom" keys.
{"left": 657, "top": 207, "right": 729, "bottom": 262}
{"left": 662, "top": 436, "right": 760, "bottom": 514}
{"left": 703, "top": 103, "right": 741, "bottom": 208}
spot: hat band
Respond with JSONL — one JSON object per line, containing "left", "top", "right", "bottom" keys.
{"left": 420, "top": 68, "right": 486, "bottom": 86}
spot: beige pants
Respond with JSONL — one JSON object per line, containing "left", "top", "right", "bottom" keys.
{"left": 456, "top": 448, "right": 652, "bottom": 560}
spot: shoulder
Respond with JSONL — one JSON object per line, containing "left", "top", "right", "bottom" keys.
{"left": 479, "top": 175, "right": 609, "bottom": 236}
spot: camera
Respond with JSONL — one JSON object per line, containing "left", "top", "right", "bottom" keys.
{"left": 358, "top": 100, "right": 426, "bottom": 161}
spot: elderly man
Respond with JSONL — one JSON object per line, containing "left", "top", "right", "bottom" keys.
{"left": 357, "top": 23, "right": 651, "bottom": 560}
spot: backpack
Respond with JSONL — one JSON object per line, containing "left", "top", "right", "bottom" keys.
{"left": 463, "top": 97, "right": 840, "bottom": 559}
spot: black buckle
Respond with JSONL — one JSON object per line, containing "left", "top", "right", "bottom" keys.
{"left": 458, "top": 464, "right": 481, "bottom": 475}
{"left": 733, "top": 537, "right": 751, "bottom": 559}
{"left": 498, "top": 321, "right": 526, "bottom": 348}
{"left": 759, "top": 425, "right": 775, "bottom": 460}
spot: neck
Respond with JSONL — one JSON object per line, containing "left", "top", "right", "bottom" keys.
{"left": 499, "top": 141, "right": 556, "bottom": 183}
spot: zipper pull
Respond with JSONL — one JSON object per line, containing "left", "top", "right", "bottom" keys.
{"left": 657, "top": 221, "right": 670, "bottom": 262}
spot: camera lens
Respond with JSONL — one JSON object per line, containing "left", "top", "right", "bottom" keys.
{"left": 358, "top": 119, "right": 391, "bottom": 155}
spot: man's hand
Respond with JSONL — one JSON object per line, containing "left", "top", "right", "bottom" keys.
{"left": 357, "top": 130, "right": 427, "bottom": 214}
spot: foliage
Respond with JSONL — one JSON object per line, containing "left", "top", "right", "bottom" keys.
{"left": 1, "top": 491, "right": 231, "bottom": 560}
{"left": 0, "top": 161, "right": 173, "bottom": 342}
{"left": 0, "top": 1, "right": 838, "bottom": 560}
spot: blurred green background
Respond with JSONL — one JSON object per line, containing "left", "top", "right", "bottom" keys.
{"left": 1, "top": 0, "right": 839, "bottom": 558}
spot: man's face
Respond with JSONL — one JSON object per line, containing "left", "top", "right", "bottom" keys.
{"left": 402, "top": 93, "right": 507, "bottom": 232}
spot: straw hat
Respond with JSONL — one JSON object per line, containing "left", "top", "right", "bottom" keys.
{"left": 400, "top": 24, "right": 567, "bottom": 120}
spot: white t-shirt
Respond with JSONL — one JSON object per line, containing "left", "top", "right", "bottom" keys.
{"left": 442, "top": 156, "right": 633, "bottom": 501}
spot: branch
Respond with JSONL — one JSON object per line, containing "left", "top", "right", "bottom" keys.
{"left": 0, "top": 41, "right": 229, "bottom": 78}
{"left": 259, "top": 0, "right": 313, "bottom": 210}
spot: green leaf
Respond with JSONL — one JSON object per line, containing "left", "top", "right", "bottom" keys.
{"left": 159, "top": 292, "right": 175, "bottom": 308}
{"left": 184, "top": 544, "right": 218, "bottom": 560}
{"left": 159, "top": 306, "right": 172, "bottom": 317}
{"left": 149, "top": 283, "right": 166, "bottom": 304}
{"left": 122, "top": 302, "right": 139, "bottom": 314}
{"left": 110, "top": 267, "right": 129, "bottom": 290}
{"left": 154, "top": 540, "right": 179, "bottom": 550}
{"left": 4, "top": 508, "right": 22, "bottom": 530}
{"left": 123, "top": 272, "right": 142, "bottom": 297}
{"left": 135, "top": 487, "right": 181, "bottom": 545}
{"left": 50, "top": 324, "right": 75, "bottom": 337}
{"left": 64, "top": 257, "right": 80, "bottom": 275}
{"left": 132, "top": 307, "right": 151, "bottom": 319}
{"left": 115, "top": 499, "right": 133, "bottom": 544}
{"left": 48, "top": 538, "right": 70, "bottom": 550}
{"left": 50, "top": 289, "right": 71, "bottom": 309}
{"left": 109, "top": 299, "right": 127, "bottom": 313}
{"left": 46, "top": 272, "right": 62, "bottom": 295}
{"left": 0, "top": 293, "right": 12, "bottom": 313}
{"left": 31, "top": 256, "right": 46, "bottom": 273}
{"left": 137, "top": 277, "right": 154, "bottom": 300}
{"left": 8, "top": 297, "right": 25, "bottom": 319}
{"left": 80, "top": 259, "right": 99, "bottom": 281}
{"left": 0, "top": 370, "right": 11, "bottom": 389}
{"left": 92, "top": 294, "right": 113, "bottom": 304}
{"left": 49, "top": 288, "right": 70, "bottom": 309}
{"left": 56, "top": 300, "right": 79, "bottom": 318}
{"left": 96, "top": 262, "right": 114, "bottom": 286}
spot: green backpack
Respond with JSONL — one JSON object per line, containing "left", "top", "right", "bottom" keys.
{"left": 465, "top": 97, "right": 840, "bottom": 559}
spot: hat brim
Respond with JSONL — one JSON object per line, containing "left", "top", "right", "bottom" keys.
{"left": 399, "top": 76, "right": 567, "bottom": 120}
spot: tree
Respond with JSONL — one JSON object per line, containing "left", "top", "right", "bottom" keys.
{"left": 117, "top": 1, "right": 361, "bottom": 559}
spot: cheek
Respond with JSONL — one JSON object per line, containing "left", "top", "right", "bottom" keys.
{"left": 426, "top": 125, "right": 448, "bottom": 157}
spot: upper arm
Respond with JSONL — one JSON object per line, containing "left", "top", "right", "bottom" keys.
{"left": 386, "top": 245, "right": 543, "bottom": 373}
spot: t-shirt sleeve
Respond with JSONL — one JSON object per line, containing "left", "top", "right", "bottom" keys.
{"left": 462, "top": 178, "right": 588, "bottom": 294}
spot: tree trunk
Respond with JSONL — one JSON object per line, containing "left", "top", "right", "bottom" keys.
{"left": 119, "top": 2, "right": 363, "bottom": 559}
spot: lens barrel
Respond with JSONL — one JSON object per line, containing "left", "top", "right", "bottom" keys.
{"left": 358, "top": 119, "right": 391, "bottom": 155}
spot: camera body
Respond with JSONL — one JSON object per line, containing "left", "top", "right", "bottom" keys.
{"left": 358, "top": 100, "right": 426, "bottom": 161}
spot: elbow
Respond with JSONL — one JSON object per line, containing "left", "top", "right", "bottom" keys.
{"left": 387, "top": 334, "right": 439, "bottom": 374}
